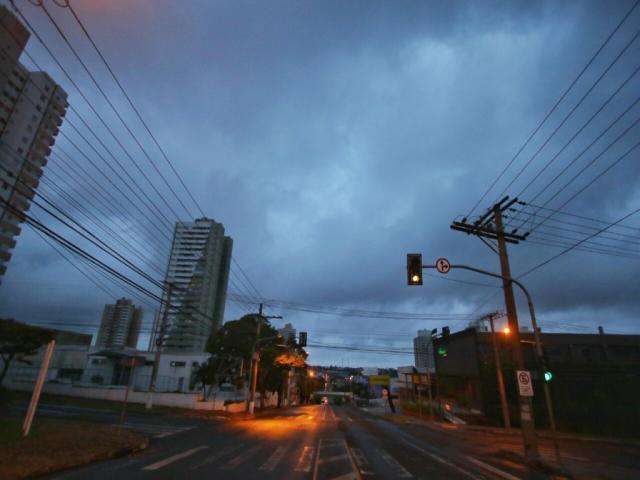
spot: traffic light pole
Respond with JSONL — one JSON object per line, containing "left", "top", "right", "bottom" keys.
{"left": 423, "top": 262, "right": 541, "bottom": 465}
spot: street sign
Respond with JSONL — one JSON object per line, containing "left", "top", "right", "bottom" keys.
{"left": 436, "top": 257, "right": 451, "bottom": 274}
{"left": 517, "top": 370, "right": 534, "bottom": 397}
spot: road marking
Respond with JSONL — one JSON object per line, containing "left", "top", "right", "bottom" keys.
{"left": 350, "top": 448, "right": 374, "bottom": 475}
{"left": 295, "top": 445, "right": 316, "bottom": 472}
{"left": 465, "top": 456, "right": 521, "bottom": 480}
{"left": 312, "top": 439, "right": 323, "bottom": 480}
{"left": 396, "top": 436, "right": 482, "bottom": 480}
{"left": 259, "top": 445, "right": 288, "bottom": 471}
{"left": 189, "top": 444, "right": 243, "bottom": 470}
{"left": 154, "top": 426, "right": 195, "bottom": 438}
{"left": 378, "top": 449, "right": 412, "bottom": 478}
{"left": 221, "top": 445, "right": 262, "bottom": 470}
{"left": 319, "top": 454, "right": 350, "bottom": 464}
{"left": 142, "top": 446, "right": 208, "bottom": 471}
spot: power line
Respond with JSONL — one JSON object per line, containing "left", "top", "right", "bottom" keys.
{"left": 465, "top": 0, "right": 640, "bottom": 218}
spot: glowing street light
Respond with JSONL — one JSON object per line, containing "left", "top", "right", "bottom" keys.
{"left": 503, "top": 326, "right": 511, "bottom": 335}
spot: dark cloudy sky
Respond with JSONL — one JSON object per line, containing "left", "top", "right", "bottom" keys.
{"left": 1, "top": 0, "right": 638, "bottom": 367}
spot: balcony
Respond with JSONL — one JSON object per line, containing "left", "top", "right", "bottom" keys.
{"left": 0, "top": 249, "right": 11, "bottom": 262}
{"left": 19, "top": 169, "right": 38, "bottom": 189}
{"left": 0, "top": 233, "right": 16, "bottom": 249}
{"left": 0, "top": 220, "right": 20, "bottom": 236}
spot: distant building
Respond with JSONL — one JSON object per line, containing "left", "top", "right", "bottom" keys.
{"left": 278, "top": 323, "right": 296, "bottom": 343}
{"left": 0, "top": 6, "right": 68, "bottom": 283}
{"left": 96, "top": 298, "right": 142, "bottom": 350}
{"left": 413, "top": 329, "right": 435, "bottom": 372}
{"left": 433, "top": 327, "right": 640, "bottom": 436}
{"left": 161, "top": 218, "right": 233, "bottom": 353}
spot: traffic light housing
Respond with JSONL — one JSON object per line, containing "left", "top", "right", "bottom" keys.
{"left": 544, "top": 371, "right": 553, "bottom": 382}
{"left": 299, "top": 331, "right": 307, "bottom": 347}
{"left": 407, "top": 253, "right": 423, "bottom": 285}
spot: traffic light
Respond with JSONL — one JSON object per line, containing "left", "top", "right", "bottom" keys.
{"left": 299, "top": 331, "right": 307, "bottom": 347}
{"left": 407, "top": 253, "right": 423, "bottom": 285}
{"left": 437, "top": 346, "right": 448, "bottom": 357}
{"left": 544, "top": 370, "right": 553, "bottom": 383}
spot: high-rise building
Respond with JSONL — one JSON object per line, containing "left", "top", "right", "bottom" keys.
{"left": 413, "top": 329, "right": 435, "bottom": 372}
{"left": 162, "top": 218, "right": 232, "bottom": 353}
{"left": 96, "top": 298, "right": 142, "bottom": 350}
{"left": 0, "top": 7, "right": 68, "bottom": 283}
{"left": 278, "top": 323, "right": 296, "bottom": 343}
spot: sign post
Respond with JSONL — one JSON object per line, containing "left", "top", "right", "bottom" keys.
{"left": 517, "top": 370, "right": 534, "bottom": 397}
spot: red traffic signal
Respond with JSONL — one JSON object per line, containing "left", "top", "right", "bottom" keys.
{"left": 407, "top": 253, "right": 423, "bottom": 285}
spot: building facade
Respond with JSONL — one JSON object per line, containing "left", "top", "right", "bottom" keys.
{"left": 413, "top": 329, "right": 435, "bottom": 372}
{"left": 433, "top": 327, "right": 640, "bottom": 436}
{"left": 96, "top": 298, "right": 142, "bottom": 350}
{"left": 0, "top": 7, "right": 68, "bottom": 283}
{"left": 161, "top": 218, "right": 233, "bottom": 353}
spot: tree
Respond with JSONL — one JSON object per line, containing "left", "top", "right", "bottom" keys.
{"left": 0, "top": 319, "right": 54, "bottom": 386}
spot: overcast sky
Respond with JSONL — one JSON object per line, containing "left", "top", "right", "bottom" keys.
{"left": 0, "top": 0, "right": 638, "bottom": 367}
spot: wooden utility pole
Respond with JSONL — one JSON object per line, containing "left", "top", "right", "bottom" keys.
{"left": 493, "top": 205, "right": 539, "bottom": 463}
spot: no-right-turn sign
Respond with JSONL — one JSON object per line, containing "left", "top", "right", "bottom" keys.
{"left": 517, "top": 370, "right": 534, "bottom": 397}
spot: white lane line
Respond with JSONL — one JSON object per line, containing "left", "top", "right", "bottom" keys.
{"left": 221, "top": 444, "right": 262, "bottom": 470}
{"left": 465, "top": 456, "right": 522, "bottom": 480}
{"left": 259, "top": 445, "right": 288, "bottom": 471}
{"left": 350, "top": 447, "right": 374, "bottom": 475}
{"left": 295, "top": 445, "right": 316, "bottom": 472}
{"left": 318, "top": 454, "right": 350, "bottom": 464}
{"left": 142, "top": 446, "right": 208, "bottom": 471}
{"left": 396, "top": 436, "right": 482, "bottom": 480}
{"left": 312, "top": 438, "right": 323, "bottom": 480}
{"left": 378, "top": 449, "right": 412, "bottom": 478}
{"left": 155, "top": 427, "right": 195, "bottom": 438}
{"left": 343, "top": 440, "right": 364, "bottom": 480}
{"left": 189, "top": 444, "right": 243, "bottom": 470}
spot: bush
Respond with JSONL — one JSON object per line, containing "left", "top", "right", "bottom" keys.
{"left": 0, "top": 386, "right": 12, "bottom": 406}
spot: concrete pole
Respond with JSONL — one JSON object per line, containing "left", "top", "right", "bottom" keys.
{"left": 22, "top": 339, "right": 55, "bottom": 437}
{"left": 119, "top": 358, "right": 136, "bottom": 434}
{"left": 425, "top": 368, "right": 434, "bottom": 417}
{"left": 247, "top": 304, "right": 263, "bottom": 414}
{"left": 147, "top": 282, "right": 172, "bottom": 409}
{"left": 494, "top": 206, "right": 540, "bottom": 464}
{"left": 488, "top": 313, "right": 511, "bottom": 429}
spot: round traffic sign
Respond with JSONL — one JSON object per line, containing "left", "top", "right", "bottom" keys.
{"left": 436, "top": 258, "right": 451, "bottom": 274}
{"left": 518, "top": 371, "right": 530, "bottom": 385}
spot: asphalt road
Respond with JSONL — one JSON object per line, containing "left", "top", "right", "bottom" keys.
{"left": 35, "top": 403, "right": 639, "bottom": 480}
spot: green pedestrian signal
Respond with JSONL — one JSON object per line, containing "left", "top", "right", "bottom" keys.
{"left": 438, "top": 346, "right": 448, "bottom": 357}
{"left": 544, "top": 371, "right": 553, "bottom": 382}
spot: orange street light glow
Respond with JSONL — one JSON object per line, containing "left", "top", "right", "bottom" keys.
{"left": 503, "top": 326, "right": 511, "bottom": 335}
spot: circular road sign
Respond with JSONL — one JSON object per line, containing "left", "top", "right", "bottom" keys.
{"left": 436, "top": 258, "right": 451, "bottom": 274}
{"left": 519, "top": 371, "right": 530, "bottom": 385}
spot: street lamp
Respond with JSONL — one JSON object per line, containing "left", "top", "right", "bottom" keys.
{"left": 503, "top": 326, "right": 511, "bottom": 335}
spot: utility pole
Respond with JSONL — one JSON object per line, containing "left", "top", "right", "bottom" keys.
{"left": 450, "top": 197, "right": 540, "bottom": 465}
{"left": 493, "top": 204, "right": 539, "bottom": 462}
{"left": 247, "top": 303, "right": 283, "bottom": 414}
{"left": 146, "top": 282, "right": 173, "bottom": 409}
{"left": 485, "top": 311, "right": 511, "bottom": 429}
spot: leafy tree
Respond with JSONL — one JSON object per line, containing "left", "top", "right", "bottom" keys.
{"left": 0, "top": 319, "right": 54, "bottom": 386}
{"left": 204, "top": 314, "right": 308, "bottom": 407}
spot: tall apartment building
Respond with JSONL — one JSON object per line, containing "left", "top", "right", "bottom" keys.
{"left": 161, "top": 218, "right": 233, "bottom": 353}
{"left": 96, "top": 298, "right": 142, "bottom": 350}
{"left": 413, "top": 329, "right": 435, "bottom": 372}
{"left": 0, "top": 7, "right": 68, "bottom": 283}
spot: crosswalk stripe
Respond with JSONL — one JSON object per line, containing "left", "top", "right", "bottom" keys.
{"left": 350, "top": 447, "right": 374, "bottom": 475}
{"left": 464, "top": 456, "right": 521, "bottom": 480}
{"left": 190, "top": 444, "right": 244, "bottom": 470}
{"left": 378, "top": 449, "right": 412, "bottom": 478}
{"left": 142, "top": 446, "right": 208, "bottom": 471}
{"left": 295, "top": 446, "right": 315, "bottom": 472}
{"left": 259, "top": 445, "right": 288, "bottom": 471}
{"left": 221, "top": 445, "right": 262, "bottom": 470}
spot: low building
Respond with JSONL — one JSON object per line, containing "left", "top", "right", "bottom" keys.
{"left": 433, "top": 327, "right": 640, "bottom": 435}
{"left": 82, "top": 348, "right": 209, "bottom": 393}
{"left": 2, "top": 328, "right": 92, "bottom": 386}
